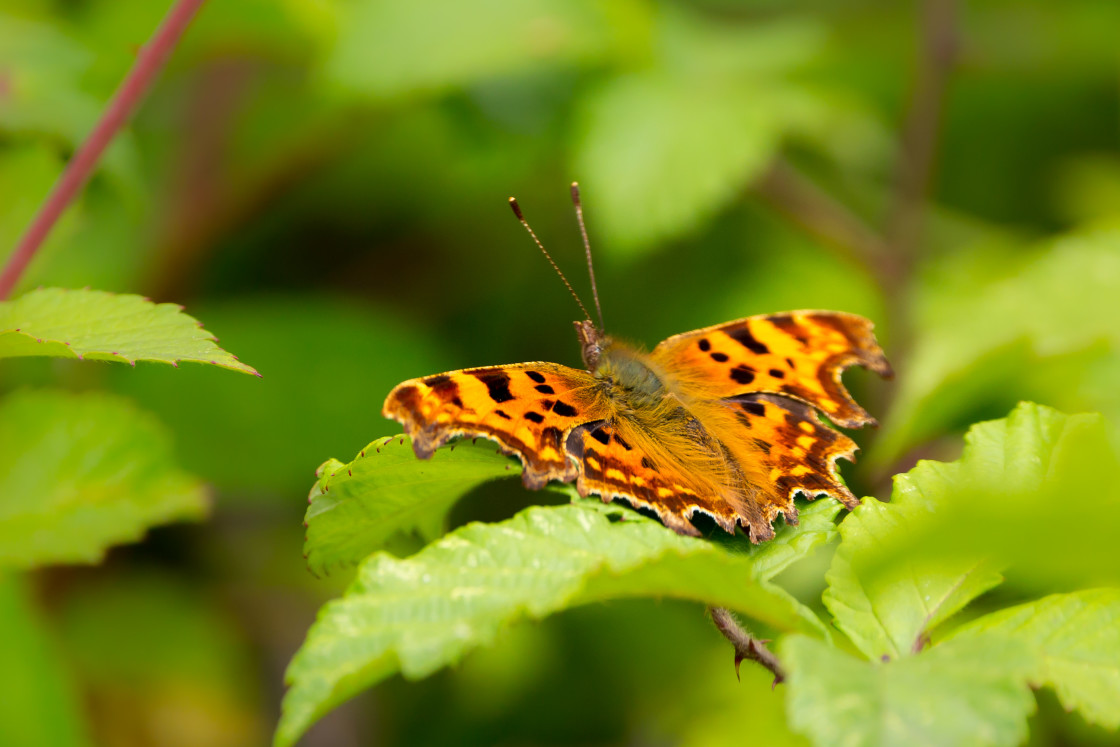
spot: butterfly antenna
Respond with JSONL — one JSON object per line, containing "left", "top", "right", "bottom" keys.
{"left": 509, "top": 196, "right": 594, "bottom": 323}
{"left": 570, "top": 182, "right": 604, "bottom": 330}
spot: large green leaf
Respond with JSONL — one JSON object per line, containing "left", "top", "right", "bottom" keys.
{"left": 875, "top": 230, "right": 1120, "bottom": 466}
{"left": 0, "top": 389, "right": 209, "bottom": 570}
{"left": 277, "top": 500, "right": 837, "bottom": 747}
{"left": 860, "top": 402, "right": 1120, "bottom": 589}
{"left": 0, "top": 575, "right": 92, "bottom": 747}
{"left": 782, "top": 634, "right": 1035, "bottom": 747}
{"left": 822, "top": 491, "right": 1002, "bottom": 661}
{"left": 305, "top": 436, "right": 519, "bottom": 576}
{"left": 0, "top": 287, "right": 258, "bottom": 375}
{"left": 947, "top": 590, "right": 1120, "bottom": 729}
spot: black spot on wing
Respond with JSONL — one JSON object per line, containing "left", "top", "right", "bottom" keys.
{"left": 494, "top": 409, "right": 512, "bottom": 420}
{"left": 535, "top": 384, "right": 555, "bottom": 394}
{"left": 524, "top": 411, "right": 545, "bottom": 424}
{"left": 740, "top": 401, "right": 766, "bottom": 418}
{"left": 590, "top": 428, "right": 610, "bottom": 445}
{"left": 727, "top": 327, "right": 769, "bottom": 355}
{"left": 640, "top": 456, "right": 657, "bottom": 471}
{"left": 769, "top": 368, "right": 785, "bottom": 379}
{"left": 769, "top": 314, "right": 809, "bottom": 344}
{"left": 613, "top": 434, "right": 632, "bottom": 450}
{"left": 698, "top": 338, "right": 711, "bottom": 352}
{"left": 471, "top": 370, "right": 514, "bottom": 403}
{"left": 710, "top": 352, "right": 729, "bottom": 363}
{"left": 526, "top": 371, "right": 546, "bottom": 383}
{"left": 552, "top": 400, "right": 578, "bottom": 417}
{"left": 730, "top": 365, "right": 755, "bottom": 385}
{"left": 426, "top": 374, "right": 453, "bottom": 389}
{"left": 542, "top": 426, "right": 563, "bottom": 449}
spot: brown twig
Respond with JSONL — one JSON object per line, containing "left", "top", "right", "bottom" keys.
{"left": 708, "top": 606, "right": 785, "bottom": 685}
{"left": 885, "top": 0, "right": 959, "bottom": 263}
{"left": 755, "top": 159, "right": 900, "bottom": 288}
{"left": 0, "top": 0, "right": 209, "bottom": 300}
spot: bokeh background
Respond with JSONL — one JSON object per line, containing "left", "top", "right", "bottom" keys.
{"left": 2, "top": 0, "right": 1119, "bottom": 744}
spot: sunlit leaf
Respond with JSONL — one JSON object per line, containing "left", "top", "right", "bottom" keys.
{"left": 305, "top": 436, "right": 518, "bottom": 576}
{"left": 0, "top": 287, "right": 259, "bottom": 375}
{"left": 823, "top": 487, "right": 1002, "bottom": 660}
{"left": 863, "top": 402, "right": 1120, "bottom": 589}
{"left": 277, "top": 500, "right": 834, "bottom": 747}
{"left": 782, "top": 634, "right": 1035, "bottom": 747}
{"left": 0, "top": 390, "right": 208, "bottom": 570}
{"left": 948, "top": 589, "right": 1120, "bottom": 730}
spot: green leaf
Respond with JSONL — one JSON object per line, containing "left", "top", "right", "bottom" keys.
{"left": 782, "top": 634, "right": 1035, "bottom": 747}
{"left": 948, "top": 589, "right": 1120, "bottom": 729}
{"left": 0, "top": 575, "right": 92, "bottom": 747}
{"left": 860, "top": 402, "right": 1120, "bottom": 590}
{"left": 571, "top": 15, "right": 822, "bottom": 255}
{"left": 323, "top": 0, "right": 618, "bottom": 99}
{"left": 305, "top": 436, "right": 519, "bottom": 576}
{"left": 0, "top": 389, "right": 209, "bottom": 570}
{"left": 0, "top": 287, "right": 259, "bottom": 375}
{"left": 875, "top": 229, "right": 1120, "bottom": 466}
{"left": 823, "top": 444, "right": 1005, "bottom": 659}
{"left": 277, "top": 500, "right": 835, "bottom": 747}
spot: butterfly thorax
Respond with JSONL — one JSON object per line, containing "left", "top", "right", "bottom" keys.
{"left": 575, "top": 321, "right": 669, "bottom": 405}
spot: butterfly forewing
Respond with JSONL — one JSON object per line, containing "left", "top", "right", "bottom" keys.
{"left": 383, "top": 362, "right": 610, "bottom": 488}
{"left": 652, "top": 310, "right": 891, "bottom": 428}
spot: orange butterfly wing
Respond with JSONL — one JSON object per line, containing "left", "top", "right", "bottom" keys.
{"left": 383, "top": 363, "right": 611, "bottom": 489}
{"left": 384, "top": 310, "right": 890, "bottom": 542}
{"left": 652, "top": 310, "right": 892, "bottom": 427}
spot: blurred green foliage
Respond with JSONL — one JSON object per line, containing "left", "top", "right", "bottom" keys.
{"left": 1, "top": 0, "right": 1119, "bottom": 745}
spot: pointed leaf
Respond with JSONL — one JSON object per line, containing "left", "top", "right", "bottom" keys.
{"left": 782, "top": 634, "right": 1035, "bottom": 747}
{"left": 0, "top": 287, "right": 259, "bottom": 375}
{"left": 823, "top": 461, "right": 1003, "bottom": 659}
{"left": 948, "top": 589, "right": 1120, "bottom": 729}
{"left": 0, "top": 390, "right": 209, "bottom": 569}
{"left": 277, "top": 501, "right": 835, "bottom": 747}
{"left": 304, "top": 437, "right": 519, "bottom": 576}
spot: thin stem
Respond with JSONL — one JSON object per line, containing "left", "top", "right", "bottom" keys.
{"left": 755, "top": 159, "right": 900, "bottom": 288}
{"left": 0, "top": 0, "right": 209, "bottom": 300}
{"left": 708, "top": 606, "right": 785, "bottom": 685}
{"left": 885, "top": 0, "right": 958, "bottom": 263}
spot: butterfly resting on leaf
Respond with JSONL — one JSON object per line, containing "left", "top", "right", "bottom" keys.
{"left": 384, "top": 186, "right": 891, "bottom": 542}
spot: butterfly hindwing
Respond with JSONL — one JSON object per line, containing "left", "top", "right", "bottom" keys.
{"left": 384, "top": 362, "right": 610, "bottom": 488}
{"left": 653, "top": 310, "right": 891, "bottom": 428}
{"left": 566, "top": 420, "right": 741, "bottom": 537}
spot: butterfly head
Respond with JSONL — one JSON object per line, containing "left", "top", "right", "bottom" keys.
{"left": 575, "top": 319, "right": 605, "bottom": 371}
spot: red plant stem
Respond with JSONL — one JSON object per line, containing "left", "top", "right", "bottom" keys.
{"left": 0, "top": 0, "right": 209, "bottom": 300}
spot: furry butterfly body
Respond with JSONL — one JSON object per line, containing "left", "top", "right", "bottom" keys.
{"left": 384, "top": 310, "right": 890, "bottom": 541}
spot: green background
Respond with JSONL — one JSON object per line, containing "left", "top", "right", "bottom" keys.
{"left": 2, "top": 0, "right": 1118, "bottom": 744}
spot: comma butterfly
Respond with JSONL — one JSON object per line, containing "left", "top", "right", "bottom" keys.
{"left": 384, "top": 185, "right": 891, "bottom": 542}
